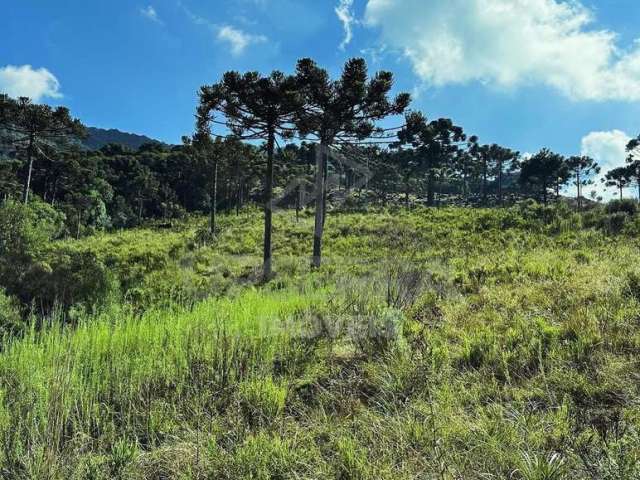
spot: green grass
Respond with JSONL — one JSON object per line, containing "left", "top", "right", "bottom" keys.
{"left": 3, "top": 206, "right": 640, "bottom": 478}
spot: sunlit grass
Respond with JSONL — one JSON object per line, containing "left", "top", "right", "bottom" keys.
{"left": 3, "top": 206, "right": 640, "bottom": 478}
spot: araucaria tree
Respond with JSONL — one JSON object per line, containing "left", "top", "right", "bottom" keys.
{"left": 0, "top": 95, "right": 85, "bottom": 204}
{"left": 182, "top": 133, "right": 220, "bottom": 235}
{"left": 197, "top": 71, "right": 301, "bottom": 280}
{"left": 518, "top": 149, "right": 567, "bottom": 205}
{"left": 397, "top": 113, "right": 465, "bottom": 207}
{"left": 565, "top": 155, "right": 599, "bottom": 208}
{"left": 604, "top": 167, "right": 630, "bottom": 200}
{"left": 295, "top": 57, "right": 410, "bottom": 268}
{"left": 626, "top": 135, "right": 640, "bottom": 201}
{"left": 485, "top": 144, "right": 519, "bottom": 206}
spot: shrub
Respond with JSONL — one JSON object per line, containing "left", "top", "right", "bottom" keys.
{"left": 623, "top": 270, "right": 640, "bottom": 301}
{"left": 0, "top": 199, "right": 64, "bottom": 278}
{"left": 601, "top": 212, "right": 628, "bottom": 235}
{"left": 606, "top": 199, "right": 638, "bottom": 216}
{"left": 0, "top": 200, "right": 70, "bottom": 308}
{"left": 19, "top": 247, "right": 115, "bottom": 315}
{"left": 0, "top": 289, "right": 25, "bottom": 341}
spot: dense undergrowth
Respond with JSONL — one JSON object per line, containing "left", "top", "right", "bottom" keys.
{"left": 2, "top": 203, "right": 640, "bottom": 478}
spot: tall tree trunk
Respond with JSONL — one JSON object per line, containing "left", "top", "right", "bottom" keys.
{"left": 404, "top": 175, "right": 410, "bottom": 208}
{"left": 463, "top": 171, "right": 468, "bottom": 204}
{"left": 576, "top": 170, "right": 581, "bottom": 209}
{"left": 235, "top": 154, "right": 241, "bottom": 216}
{"left": 427, "top": 170, "right": 435, "bottom": 207}
{"left": 620, "top": 185, "right": 623, "bottom": 201}
{"left": 210, "top": 158, "right": 218, "bottom": 235}
{"left": 295, "top": 184, "right": 301, "bottom": 223}
{"left": 542, "top": 180, "right": 548, "bottom": 205}
{"left": 263, "top": 128, "right": 275, "bottom": 280}
{"left": 312, "top": 143, "right": 326, "bottom": 269}
{"left": 497, "top": 160, "right": 503, "bottom": 206}
{"left": 482, "top": 160, "right": 488, "bottom": 206}
{"left": 322, "top": 153, "right": 328, "bottom": 228}
{"left": 22, "top": 135, "right": 35, "bottom": 204}
{"left": 50, "top": 177, "right": 58, "bottom": 206}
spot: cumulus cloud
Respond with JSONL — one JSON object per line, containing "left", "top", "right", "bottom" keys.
{"left": 0, "top": 65, "right": 62, "bottom": 101}
{"left": 336, "top": 0, "right": 355, "bottom": 50}
{"left": 580, "top": 130, "right": 632, "bottom": 199}
{"left": 140, "top": 5, "right": 163, "bottom": 24}
{"left": 364, "top": 0, "right": 640, "bottom": 102}
{"left": 581, "top": 130, "right": 631, "bottom": 171}
{"left": 217, "top": 25, "right": 267, "bottom": 56}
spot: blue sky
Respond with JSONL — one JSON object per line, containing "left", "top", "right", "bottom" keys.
{"left": 3, "top": 0, "right": 640, "bottom": 195}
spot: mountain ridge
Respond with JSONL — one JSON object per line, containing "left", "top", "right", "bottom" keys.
{"left": 83, "top": 127, "right": 164, "bottom": 151}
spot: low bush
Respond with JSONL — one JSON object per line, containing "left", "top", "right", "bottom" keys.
{"left": 0, "top": 289, "right": 24, "bottom": 341}
{"left": 606, "top": 199, "right": 638, "bottom": 216}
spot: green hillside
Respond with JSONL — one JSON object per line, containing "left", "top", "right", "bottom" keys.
{"left": 1, "top": 206, "right": 640, "bottom": 479}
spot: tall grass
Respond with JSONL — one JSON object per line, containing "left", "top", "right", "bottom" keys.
{"left": 3, "top": 206, "right": 640, "bottom": 478}
{"left": 0, "top": 286, "right": 326, "bottom": 477}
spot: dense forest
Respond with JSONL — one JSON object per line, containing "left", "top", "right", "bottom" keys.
{"left": 3, "top": 57, "right": 640, "bottom": 478}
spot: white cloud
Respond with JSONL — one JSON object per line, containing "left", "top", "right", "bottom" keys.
{"left": 140, "top": 5, "right": 163, "bottom": 24}
{"left": 0, "top": 65, "right": 62, "bottom": 101}
{"left": 580, "top": 130, "right": 632, "bottom": 199}
{"left": 179, "top": 3, "right": 269, "bottom": 56}
{"left": 581, "top": 130, "right": 631, "bottom": 171}
{"left": 336, "top": 0, "right": 355, "bottom": 50}
{"left": 217, "top": 25, "right": 267, "bottom": 56}
{"left": 364, "top": 0, "right": 640, "bottom": 102}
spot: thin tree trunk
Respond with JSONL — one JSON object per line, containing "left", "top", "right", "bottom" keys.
{"left": 322, "top": 153, "right": 328, "bottom": 228}
{"left": 463, "top": 171, "right": 468, "bottom": 203}
{"left": 427, "top": 170, "right": 435, "bottom": 206}
{"left": 22, "top": 136, "right": 34, "bottom": 204}
{"left": 295, "top": 184, "right": 301, "bottom": 222}
{"left": 210, "top": 158, "right": 218, "bottom": 235}
{"left": 620, "top": 186, "right": 623, "bottom": 201}
{"left": 235, "top": 154, "right": 241, "bottom": 215}
{"left": 263, "top": 128, "right": 275, "bottom": 280}
{"left": 312, "top": 143, "right": 325, "bottom": 269}
{"left": 482, "top": 160, "right": 488, "bottom": 206}
{"left": 497, "top": 160, "right": 503, "bottom": 206}
{"left": 405, "top": 177, "right": 410, "bottom": 209}
{"left": 51, "top": 177, "right": 58, "bottom": 207}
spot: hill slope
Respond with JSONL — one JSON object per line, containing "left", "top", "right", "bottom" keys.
{"left": 2, "top": 207, "right": 640, "bottom": 477}
{"left": 83, "top": 127, "right": 162, "bottom": 151}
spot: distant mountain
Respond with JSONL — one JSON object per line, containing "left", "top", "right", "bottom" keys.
{"left": 83, "top": 127, "right": 163, "bottom": 151}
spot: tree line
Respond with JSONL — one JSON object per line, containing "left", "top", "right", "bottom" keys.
{"left": 2, "top": 57, "right": 640, "bottom": 278}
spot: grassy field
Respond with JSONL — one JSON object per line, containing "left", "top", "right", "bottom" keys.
{"left": 2, "top": 206, "right": 640, "bottom": 478}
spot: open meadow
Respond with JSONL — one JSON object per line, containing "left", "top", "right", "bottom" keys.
{"left": 2, "top": 205, "right": 640, "bottom": 478}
